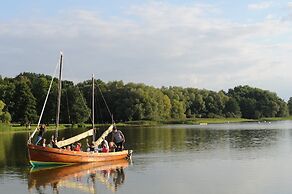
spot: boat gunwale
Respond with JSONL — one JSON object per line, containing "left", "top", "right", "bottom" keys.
{"left": 28, "top": 143, "right": 130, "bottom": 157}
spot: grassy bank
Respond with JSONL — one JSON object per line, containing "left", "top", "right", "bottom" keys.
{"left": 259, "top": 116, "right": 292, "bottom": 122}
{"left": 3, "top": 116, "right": 292, "bottom": 132}
{"left": 6, "top": 124, "right": 70, "bottom": 132}
{"left": 113, "top": 116, "right": 292, "bottom": 126}
{"left": 161, "top": 118, "right": 255, "bottom": 125}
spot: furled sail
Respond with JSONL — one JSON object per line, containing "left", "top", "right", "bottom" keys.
{"left": 55, "top": 129, "right": 94, "bottom": 148}
{"left": 93, "top": 124, "right": 114, "bottom": 147}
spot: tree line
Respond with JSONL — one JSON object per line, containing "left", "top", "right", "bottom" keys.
{"left": 0, "top": 72, "right": 291, "bottom": 125}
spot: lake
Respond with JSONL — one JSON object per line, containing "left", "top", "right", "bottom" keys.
{"left": 1, "top": 121, "right": 292, "bottom": 194}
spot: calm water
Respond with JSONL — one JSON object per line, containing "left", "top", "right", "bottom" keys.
{"left": 2, "top": 121, "right": 292, "bottom": 194}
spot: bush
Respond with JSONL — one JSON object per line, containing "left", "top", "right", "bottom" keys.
{"left": 77, "top": 123, "right": 86, "bottom": 128}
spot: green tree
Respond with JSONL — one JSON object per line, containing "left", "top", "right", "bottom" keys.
{"left": 202, "top": 91, "right": 226, "bottom": 118}
{"left": 66, "top": 86, "right": 90, "bottom": 124}
{"left": 0, "top": 100, "right": 11, "bottom": 123}
{"left": 288, "top": 97, "right": 292, "bottom": 116}
{"left": 170, "top": 99, "right": 186, "bottom": 119}
{"left": 277, "top": 100, "right": 289, "bottom": 117}
{"left": 228, "top": 85, "right": 287, "bottom": 119}
{"left": 224, "top": 98, "right": 241, "bottom": 118}
{"left": 0, "top": 72, "right": 290, "bottom": 123}
{"left": 0, "top": 78, "right": 15, "bottom": 116}
{"left": 186, "top": 89, "right": 205, "bottom": 118}
{"left": 13, "top": 77, "right": 37, "bottom": 125}
{"left": 31, "top": 76, "right": 49, "bottom": 115}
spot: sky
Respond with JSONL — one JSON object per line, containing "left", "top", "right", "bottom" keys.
{"left": 1, "top": 0, "right": 292, "bottom": 100}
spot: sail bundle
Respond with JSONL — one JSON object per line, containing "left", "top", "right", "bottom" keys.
{"left": 55, "top": 124, "right": 114, "bottom": 148}
{"left": 55, "top": 129, "right": 94, "bottom": 148}
{"left": 93, "top": 124, "right": 113, "bottom": 147}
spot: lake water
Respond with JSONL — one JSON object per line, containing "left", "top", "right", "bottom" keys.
{"left": 1, "top": 121, "right": 292, "bottom": 194}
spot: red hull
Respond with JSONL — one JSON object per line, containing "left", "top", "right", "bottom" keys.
{"left": 28, "top": 144, "right": 132, "bottom": 166}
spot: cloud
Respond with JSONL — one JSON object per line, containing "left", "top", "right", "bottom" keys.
{"left": 248, "top": 2, "right": 272, "bottom": 10}
{"left": 1, "top": 2, "right": 292, "bottom": 99}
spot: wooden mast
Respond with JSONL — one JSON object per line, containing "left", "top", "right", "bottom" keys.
{"left": 92, "top": 74, "right": 95, "bottom": 141}
{"left": 56, "top": 52, "right": 63, "bottom": 139}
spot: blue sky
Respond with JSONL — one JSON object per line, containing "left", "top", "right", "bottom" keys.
{"left": 1, "top": 0, "right": 292, "bottom": 99}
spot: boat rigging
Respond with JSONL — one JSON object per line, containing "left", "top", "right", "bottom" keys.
{"left": 27, "top": 52, "right": 132, "bottom": 167}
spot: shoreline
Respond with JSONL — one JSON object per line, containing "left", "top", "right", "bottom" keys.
{"left": 2, "top": 116, "right": 292, "bottom": 132}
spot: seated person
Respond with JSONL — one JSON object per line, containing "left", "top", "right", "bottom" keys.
{"left": 86, "top": 139, "right": 95, "bottom": 152}
{"left": 109, "top": 141, "right": 117, "bottom": 152}
{"left": 66, "top": 145, "right": 71, "bottom": 151}
{"left": 47, "top": 135, "right": 55, "bottom": 148}
{"left": 101, "top": 140, "right": 109, "bottom": 153}
{"left": 74, "top": 142, "right": 82, "bottom": 151}
{"left": 42, "top": 138, "right": 46, "bottom": 147}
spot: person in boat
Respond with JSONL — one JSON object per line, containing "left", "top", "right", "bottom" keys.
{"left": 74, "top": 142, "right": 82, "bottom": 151}
{"left": 47, "top": 135, "right": 58, "bottom": 148}
{"left": 52, "top": 136, "right": 58, "bottom": 148}
{"left": 42, "top": 138, "right": 46, "bottom": 147}
{"left": 109, "top": 141, "right": 117, "bottom": 152}
{"left": 101, "top": 139, "right": 109, "bottom": 153}
{"left": 86, "top": 139, "right": 95, "bottom": 152}
{"left": 47, "top": 135, "right": 53, "bottom": 148}
{"left": 66, "top": 145, "right": 71, "bottom": 151}
{"left": 111, "top": 126, "right": 125, "bottom": 151}
{"left": 35, "top": 124, "right": 46, "bottom": 145}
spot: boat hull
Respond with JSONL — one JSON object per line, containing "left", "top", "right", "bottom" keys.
{"left": 27, "top": 144, "right": 132, "bottom": 167}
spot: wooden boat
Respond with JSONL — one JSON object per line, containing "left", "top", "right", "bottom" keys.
{"left": 28, "top": 144, "right": 132, "bottom": 166}
{"left": 27, "top": 52, "right": 132, "bottom": 167}
{"left": 28, "top": 159, "right": 129, "bottom": 193}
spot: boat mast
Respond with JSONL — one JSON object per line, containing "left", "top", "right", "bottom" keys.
{"left": 92, "top": 74, "right": 95, "bottom": 141}
{"left": 56, "top": 52, "right": 63, "bottom": 139}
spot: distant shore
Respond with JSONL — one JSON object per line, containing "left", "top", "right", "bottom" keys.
{"left": 2, "top": 116, "right": 292, "bottom": 132}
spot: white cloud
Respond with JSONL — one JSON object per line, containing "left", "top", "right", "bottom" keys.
{"left": 1, "top": 3, "right": 292, "bottom": 99}
{"left": 248, "top": 2, "right": 272, "bottom": 10}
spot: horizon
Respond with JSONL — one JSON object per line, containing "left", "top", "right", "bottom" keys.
{"left": 1, "top": 1, "right": 292, "bottom": 100}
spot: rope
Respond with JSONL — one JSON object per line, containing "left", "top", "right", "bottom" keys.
{"left": 76, "top": 85, "right": 93, "bottom": 124}
{"left": 28, "top": 62, "right": 59, "bottom": 142}
{"left": 96, "top": 84, "right": 115, "bottom": 124}
{"left": 96, "top": 95, "right": 103, "bottom": 123}
{"left": 65, "top": 90, "right": 71, "bottom": 124}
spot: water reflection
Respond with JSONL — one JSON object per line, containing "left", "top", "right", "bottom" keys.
{"left": 0, "top": 132, "right": 29, "bottom": 166}
{"left": 27, "top": 159, "right": 129, "bottom": 194}
{"left": 123, "top": 126, "right": 283, "bottom": 154}
{"left": 0, "top": 124, "right": 287, "bottom": 167}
